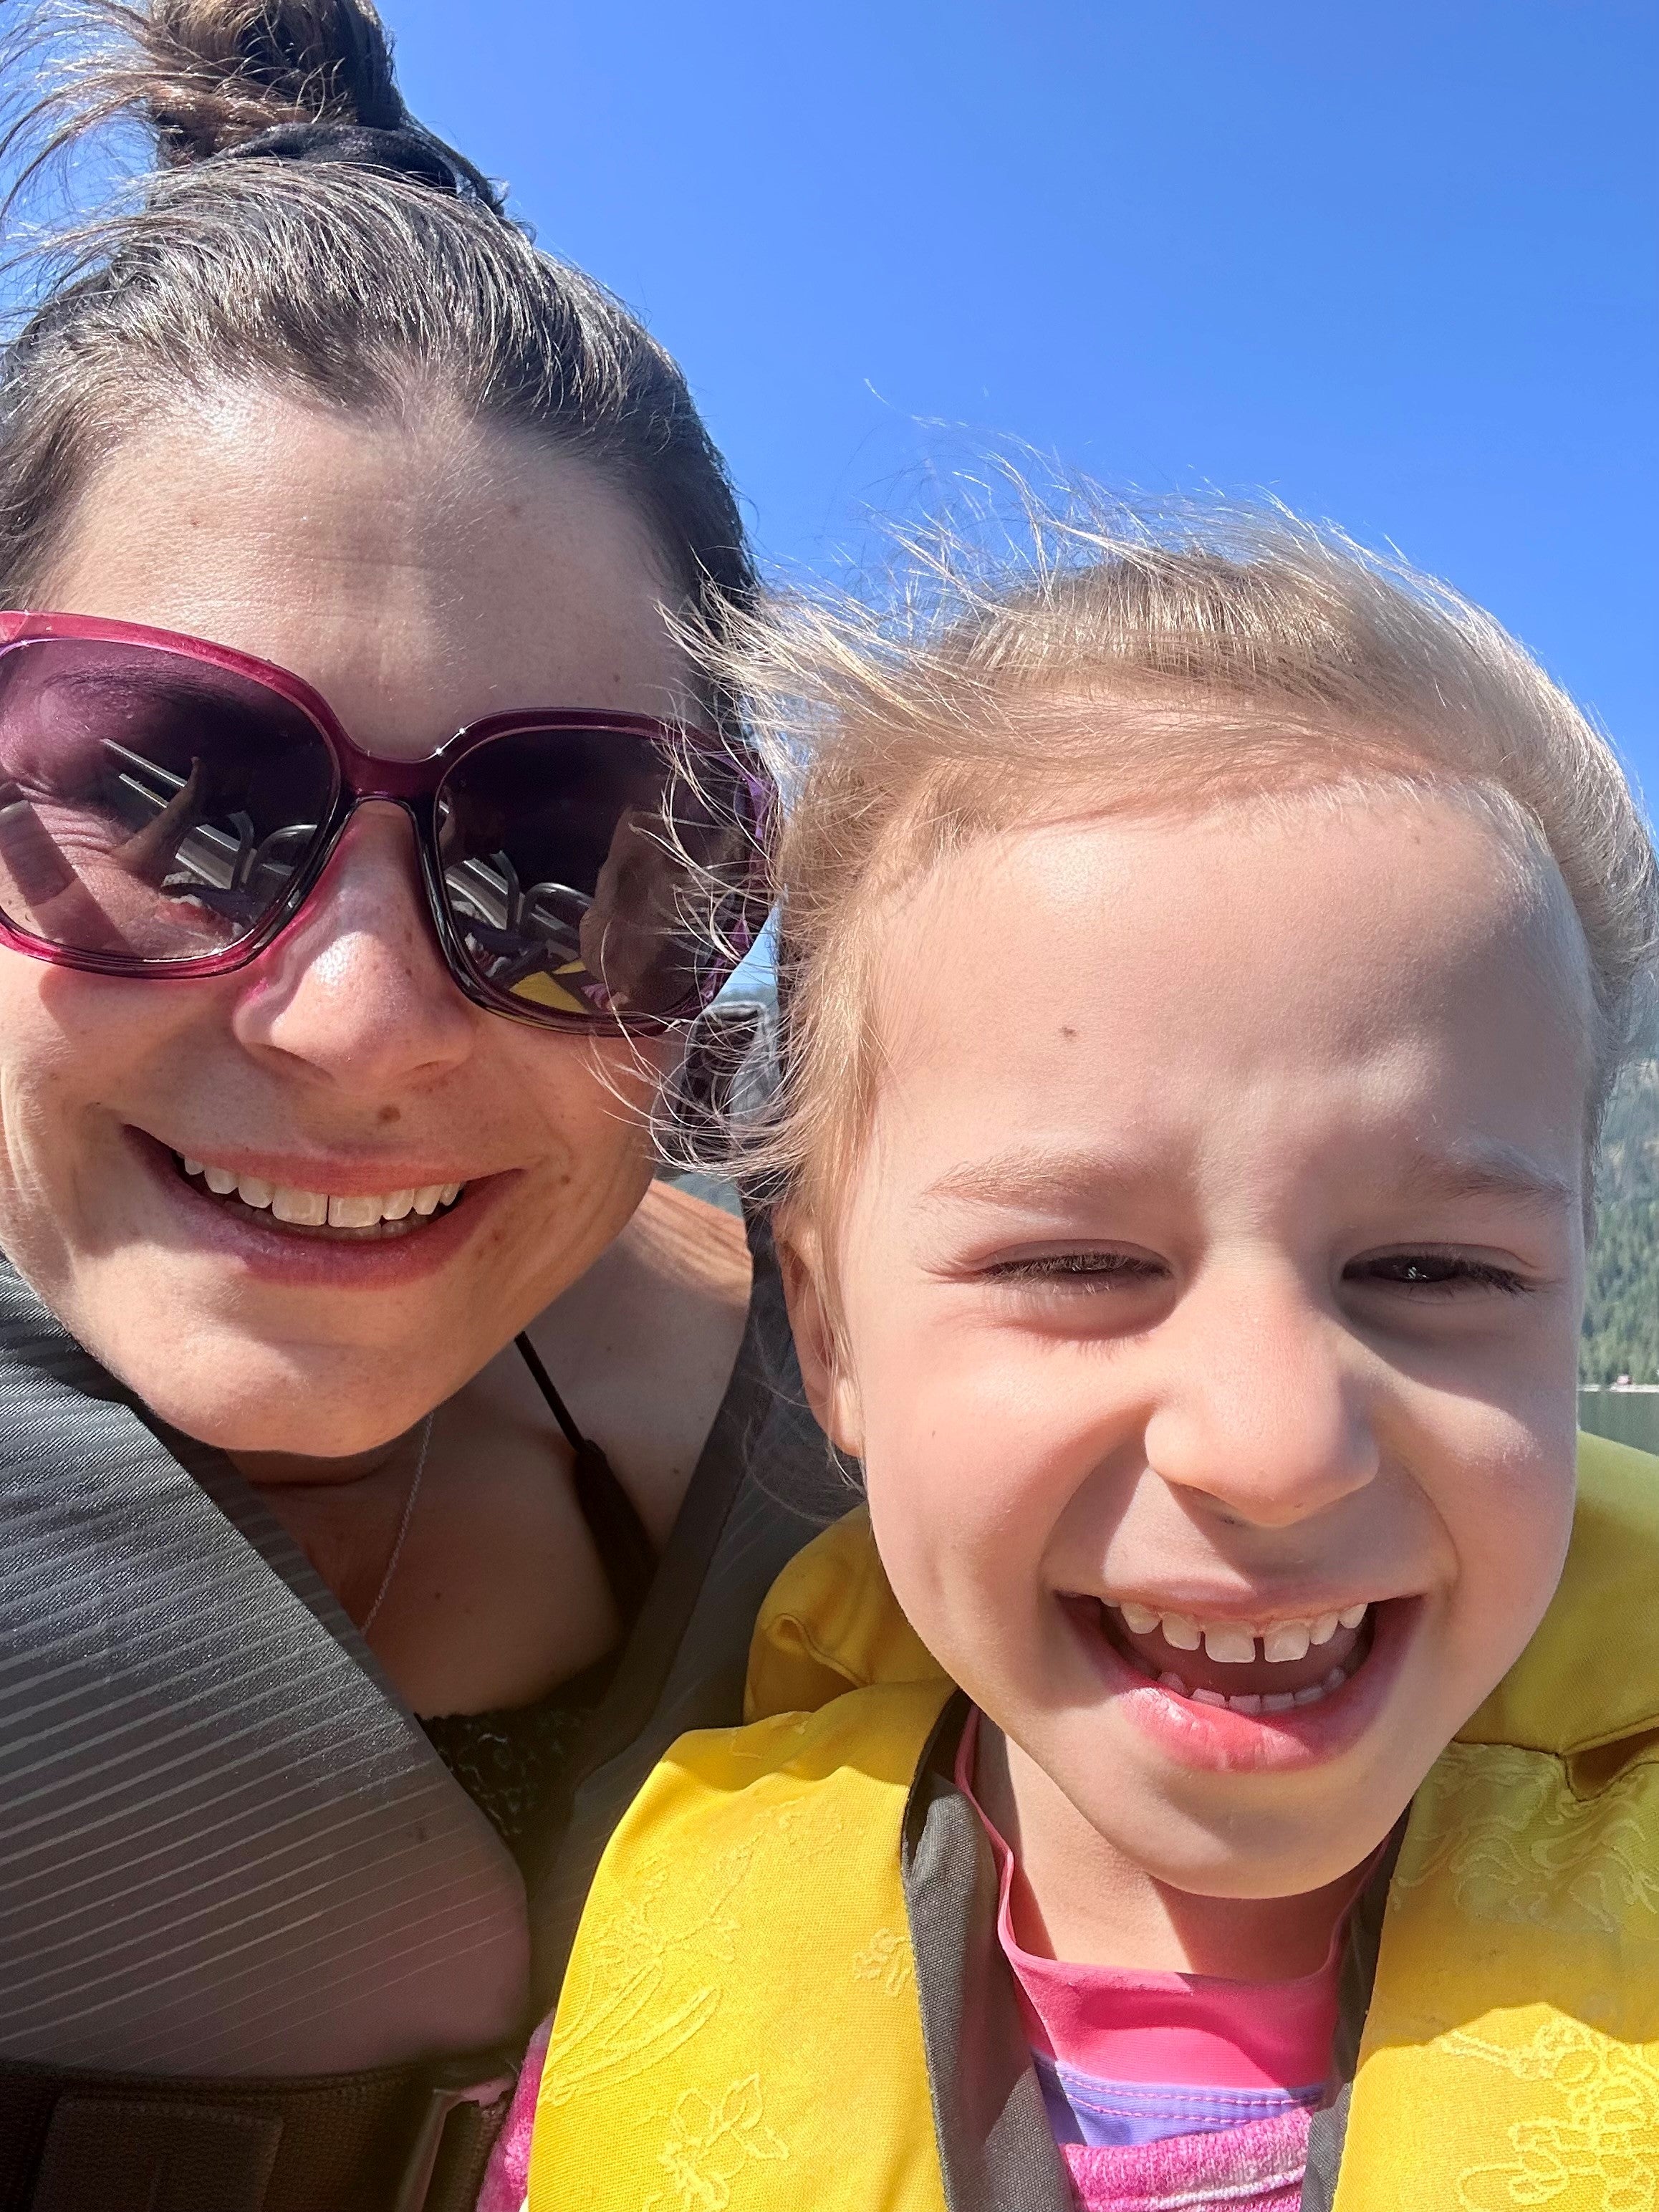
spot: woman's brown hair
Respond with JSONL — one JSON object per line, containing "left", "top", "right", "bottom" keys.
{"left": 0, "top": 0, "right": 754, "bottom": 633}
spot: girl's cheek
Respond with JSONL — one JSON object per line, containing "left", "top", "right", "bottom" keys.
{"left": 863, "top": 1379, "right": 1053, "bottom": 1653}
{"left": 1441, "top": 1420, "right": 1577, "bottom": 1681}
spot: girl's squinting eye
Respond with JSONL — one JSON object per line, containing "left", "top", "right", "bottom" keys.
{"left": 1343, "top": 1251, "right": 1534, "bottom": 1297}
{"left": 986, "top": 1250, "right": 1168, "bottom": 1289}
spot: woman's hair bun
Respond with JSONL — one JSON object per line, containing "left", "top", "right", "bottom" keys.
{"left": 133, "top": 0, "right": 407, "bottom": 164}
{"left": 0, "top": 0, "right": 755, "bottom": 658}
{"left": 3, "top": 0, "right": 504, "bottom": 232}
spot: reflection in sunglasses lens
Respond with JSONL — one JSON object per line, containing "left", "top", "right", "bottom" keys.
{"left": 438, "top": 729, "right": 758, "bottom": 1023}
{"left": 0, "top": 640, "right": 336, "bottom": 962}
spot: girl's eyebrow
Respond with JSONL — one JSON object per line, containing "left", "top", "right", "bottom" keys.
{"left": 918, "top": 1140, "right": 1577, "bottom": 1217}
{"left": 919, "top": 1144, "right": 1165, "bottom": 1213}
{"left": 1391, "top": 1144, "right": 1577, "bottom": 1217}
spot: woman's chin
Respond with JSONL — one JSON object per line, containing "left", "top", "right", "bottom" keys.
{"left": 159, "top": 1384, "right": 433, "bottom": 1461}
{"left": 64, "top": 1291, "right": 463, "bottom": 1458}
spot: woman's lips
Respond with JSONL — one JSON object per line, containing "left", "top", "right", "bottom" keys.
{"left": 175, "top": 1154, "right": 465, "bottom": 1239}
{"left": 127, "top": 1126, "right": 521, "bottom": 1289}
{"left": 1063, "top": 1591, "right": 1418, "bottom": 1773}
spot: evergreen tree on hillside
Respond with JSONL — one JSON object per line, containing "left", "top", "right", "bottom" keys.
{"left": 1583, "top": 1059, "right": 1659, "bottom": 1385}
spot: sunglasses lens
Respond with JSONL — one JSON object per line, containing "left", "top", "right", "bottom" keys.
{"left": 436, "top": 727, "right": 761, "bottom": 1024}
{"left": 0, "top": 638, "right": 337, "bottom": 965}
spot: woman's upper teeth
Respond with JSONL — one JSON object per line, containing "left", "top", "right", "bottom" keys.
{"left": 1114, "top": 1599, "right": 1370, "bottom": 1663}
{"left": 180, "top": 1158, "right": 463, "bottom": 1226}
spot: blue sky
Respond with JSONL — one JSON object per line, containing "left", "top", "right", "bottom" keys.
{"left": 381, "top": 1, "right": 1656, "bottom": 813}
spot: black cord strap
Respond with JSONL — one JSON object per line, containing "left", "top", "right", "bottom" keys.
{"left": 514, "top": 1335, "right": 658, "bottom": 1625}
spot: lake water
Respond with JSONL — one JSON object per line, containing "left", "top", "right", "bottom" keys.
{"left": 1579, "top": 1390, "right": 1659, "bottom": 1455}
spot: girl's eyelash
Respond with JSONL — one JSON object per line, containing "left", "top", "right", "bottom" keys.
{"left": 1343, "top": 1254, "right": 1534, "bottom": 1295}
{"left": 986, "top": 1251, "right": 1164, "bottom": 1285}
{"left": 984, "top": 1252, "right": 1534, "bottom": 1295}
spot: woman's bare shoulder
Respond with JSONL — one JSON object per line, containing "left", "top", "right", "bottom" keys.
{"left": 521, "top": 1179, "right": 753, "bottom": 1540}
{"left": 626, "top": 1178, "right": 752, "bottom": 1304}
{"left": 384, "top": 1182, "right": 757, "bottom": 1714}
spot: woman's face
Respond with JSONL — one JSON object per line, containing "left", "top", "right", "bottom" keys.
{"left": 0, "top": 393, "right": 696, "bottom": 1454}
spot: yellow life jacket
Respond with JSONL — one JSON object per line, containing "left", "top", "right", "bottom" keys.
{"left": 529, "top": 1433, "right": 1659, "bottom": 2212}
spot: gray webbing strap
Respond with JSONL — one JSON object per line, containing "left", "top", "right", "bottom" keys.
{"left": 0, "top": 1261, "right": 528, "bottom": 2077}
{"left": 903, "top": 1697, "right": 1072, "bottom": 2212}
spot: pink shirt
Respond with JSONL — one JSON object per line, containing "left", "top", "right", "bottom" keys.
{"left": 476, "top": 2013, "right": 547, "bottom": 2212}
{"left": 958, "top": 1710, "right": 1348, "bottom": 2209}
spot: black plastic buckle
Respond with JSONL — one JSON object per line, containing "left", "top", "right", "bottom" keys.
{"left": 391, "top": 2052, "right": 519, "bottom": 2212}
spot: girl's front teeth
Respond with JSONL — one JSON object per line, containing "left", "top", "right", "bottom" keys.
{"left": 1108, "top": 1594, "right": 1377, "bottom": 1716}
{"left": 1116, "top": 1600, "right": 1369, "bottom": 1663}
{"left": 178, "top": 1156, "right": 463, "bottom": 1226}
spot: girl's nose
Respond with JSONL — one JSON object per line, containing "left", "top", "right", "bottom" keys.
{"left": 1141, "top": 1269, "right": 1380, "bottom": 1528}
{"left": 229, "top": 807, "right": 477, "bottom": 1094}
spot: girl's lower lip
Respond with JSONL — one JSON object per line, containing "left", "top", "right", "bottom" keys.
{"left": 128, "top": 1128, "right": 520, "bottom": 1291}
{"left": 1064, "top": 1593, "right": 1418, "bottom": 1773}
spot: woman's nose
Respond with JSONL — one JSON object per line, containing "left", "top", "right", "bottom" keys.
{"left": 229, "top": 806, "right": 478, "bottom": 1094}
{"left": 1141, "top": 1269, "right": 1380, "bottom": 1528}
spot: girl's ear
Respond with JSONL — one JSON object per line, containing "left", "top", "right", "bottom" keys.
{"left": 776, "top": 1211, "right": 863, "bottom": 1456}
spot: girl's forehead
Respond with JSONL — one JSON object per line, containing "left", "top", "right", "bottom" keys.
{"left": 864, "top": 796, "right": 1593, "bottom": 1183}
{"left": 891, "top": 791, "right": 1584, "bottom": 1006}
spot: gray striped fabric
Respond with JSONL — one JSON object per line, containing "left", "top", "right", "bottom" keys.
{"left": 533, "top": 1202, "right": 851, "bottom": 1989}
{"left": 0, "top": 1262, "right": 528, "bottom": 2077}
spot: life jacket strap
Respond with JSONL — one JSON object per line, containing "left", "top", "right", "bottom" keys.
{"left": 0, "top": 2044, "right": 516, "bottom": 2212}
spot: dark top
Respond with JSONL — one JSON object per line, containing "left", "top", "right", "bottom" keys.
{"left": 413, "top": 1335, "right": 648, "bottom": 1867}
{"left": 419, "top": 1657, "right": 617, "bottom": 1867}
{"left": 0, "top": 994, "right": 853, "bottom": 2083}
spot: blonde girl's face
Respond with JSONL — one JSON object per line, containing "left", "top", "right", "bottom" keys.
{"left": 788, "top": 792, "right": 1591, "bottom": 1903}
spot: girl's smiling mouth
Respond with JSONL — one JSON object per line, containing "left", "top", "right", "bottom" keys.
{"left": 1100, "top": 1597, "right": 1374, "bottom": 1708}
{"left": 1062, "top": 1587, "right": 1421, "bottom": 1771}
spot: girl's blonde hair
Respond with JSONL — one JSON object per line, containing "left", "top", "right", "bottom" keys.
{"left": 711, "top": 495, "right": 1657, "bottom": 1224}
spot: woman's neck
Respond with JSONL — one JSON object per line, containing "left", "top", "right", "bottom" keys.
{"left": 230, "top": 1437, "right": 412, "bottom": 1491}
{"left": 231, "top": 1423, "right": 430, "bottom": 1632}
{"left": 974, "top": 1718, "right": 1365, "bottom": 1983}
{"left": 217, "top": 1183, "right": 751, "bottom": 1715}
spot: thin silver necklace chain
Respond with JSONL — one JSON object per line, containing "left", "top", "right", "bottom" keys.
{"left": 359, "top": 1410, "right": 436, "bottom": 1638}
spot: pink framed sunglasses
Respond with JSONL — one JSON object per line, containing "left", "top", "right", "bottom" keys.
{"left": 0, "top": 612, "right": 771, "bottom": 1031}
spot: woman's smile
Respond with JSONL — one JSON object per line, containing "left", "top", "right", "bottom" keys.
{"left": 125, "top": 1123, "right": 525, "bottom": 1288}
{"left": 173, "top": 1148, "right": 468, "bottom": 1235}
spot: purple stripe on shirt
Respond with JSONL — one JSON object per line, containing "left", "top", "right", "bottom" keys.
{"left": 1035, "top": 2047, "right": 1323, "bottom": 2148}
